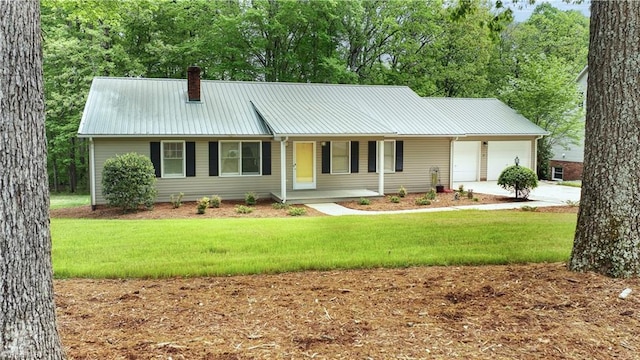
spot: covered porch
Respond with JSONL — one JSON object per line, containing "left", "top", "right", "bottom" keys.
{"left": 271, "top": 189, "right": 382, "bottom": 204}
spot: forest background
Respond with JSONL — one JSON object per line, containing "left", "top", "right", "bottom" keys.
{"left": 42, "top": 0, "right": 589, "bottom": 193}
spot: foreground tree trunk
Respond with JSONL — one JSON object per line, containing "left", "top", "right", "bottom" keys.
{"left": 569, "top": 2, "right": 640, "bottom": 277}
{"left": 0, "top": 1, "right": 65, "bottom": 358}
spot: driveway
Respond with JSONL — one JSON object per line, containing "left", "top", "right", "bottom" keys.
{"left": 453, "top": 181, "right": 581, "bottom": 204}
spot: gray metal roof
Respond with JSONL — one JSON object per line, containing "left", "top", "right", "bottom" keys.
{"left": 78, "top": 77, "right": 544, "bottom": 138}
{"left": 423, "top": 97, "right": 548, "bottom": 136}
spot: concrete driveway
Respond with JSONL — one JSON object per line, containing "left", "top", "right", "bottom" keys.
{"left": 453, "top": 181, "right": 581, "bottom": 204}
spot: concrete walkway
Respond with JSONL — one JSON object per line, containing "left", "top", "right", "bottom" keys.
{"left": 308, "top": 181, "right": 581, "bottom": 216}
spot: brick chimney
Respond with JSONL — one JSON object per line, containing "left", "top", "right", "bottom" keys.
{"left": 187, "top": 66, "right": 201, "bottom": 102}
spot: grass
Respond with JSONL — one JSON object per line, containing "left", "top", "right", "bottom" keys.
{"left": 50, "top": 194, "right": 90, "bottom": 209}
{"left": 51, "top": 211, "right": 577, "bottom": 279}
{"left": 558, "top": 181, "right": 582, "bottom": 188}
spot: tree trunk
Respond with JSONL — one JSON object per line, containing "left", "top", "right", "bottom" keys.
{"left": 0, "top": 1, "right": 65, "bottom": 358}
{"left": 569, "top": 1, "right": 640, "bottom": 278}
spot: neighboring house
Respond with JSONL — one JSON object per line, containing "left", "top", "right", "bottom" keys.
{"left": 549, "top": 66, "right": 587, "bottom": 181}
{"left": 78, "top": 67, "right": 547, "bottom": 208}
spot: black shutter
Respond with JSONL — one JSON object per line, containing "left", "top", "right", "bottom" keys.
{"left": 321, "top": 141, "right": 331, "bottom": 174}
{"left": 395, "top": 140, "right": 403, "bottom": 172}
{"left": 350, "top": 141, "right": 359, "bottom": 173}
{"left": 185, "top": 142, "right": 196, "bottom": 177}
{"left": 368, "top": 141, "right": 377, "bottom": 173}
{"left": 150, "top": 142, "right": 161, "bottom": 177}
{"left": 209, "top": 141, "right": 218, "bottom": 176}
{"left": 262, "top": 141, "right": 271, "bottom": 175}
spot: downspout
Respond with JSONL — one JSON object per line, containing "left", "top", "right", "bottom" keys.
{"left": 280, "top": 137, "right": 288, "bottom": 203}
{"left": 534, "top": 135, "right": 544, "bottom": 177}
{"left": 89, "top": 137, "right": 96, "bottom": 211}
{"left": 449, "top": 137, "right": 458, "bottom": 190}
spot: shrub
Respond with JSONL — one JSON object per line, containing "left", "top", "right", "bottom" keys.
{"left": 415, "top": 197, "right": 431, "bottom": 206}
{"left": 458, "top": 184, "right": 465, "bottom": 194}
{"left": 272, "top": 202, "right": 290, "bottom": 210}
{"left": 426, "top": 188, "right": 437, "bottom": 200}
{"left": 389, "top": 196, "right": 400, "bottom": 203}
{"left": 497, "top": 165, "right": 538, "bottom": 199}
{"left": 287, "top": 207, "right": 306, "bottom": 216}
{"left": 196, "top": 197, "right": 209, "bottom": 214}
{"left": 521, "top": 205, "right": 539, "bottom": 212}
{"left": 467, "top": 189, "right": 474, "bottom": 199}
{"left": 565, "top": 200, "right": 580, "bottom": 207}
{"left": 398, "top": 186, "right": 407, "bottom": 198}
{"left": 358, "top": 198, "right": 371, "bottom": 206}
{"left": 245, "top": 192, "right": 258, "bottom": 205}
{"left": 170, "top": 192, "right": 184, "bottom": 209}
{"left": 102, "top": 153, "right": 157, "bottom": 212}
{"left": 235, "top": 205, "right": 253, "bottom": 214}
{"left": 209, "top": 195, "right": 221, "bottom": 208}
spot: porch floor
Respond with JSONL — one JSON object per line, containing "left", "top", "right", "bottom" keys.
{"left": 271, "top": 189, "right": 382, "bottom": 204}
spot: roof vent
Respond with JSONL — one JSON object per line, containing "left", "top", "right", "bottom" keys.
{"left": 187, "top": 66, "right": 201, "bottom": 102}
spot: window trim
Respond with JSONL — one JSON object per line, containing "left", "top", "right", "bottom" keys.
{"left": 552, "top": 166, "right": 563, "bottom": 181}
{"left": 219, "top": 140, "right": 262, "bottom": 177}
{"left": 161, "top": 140, "right": 186, "bottom": 178}
{"left": 377, "top": 140, "right": 396, "bottom": 174}
{"left": 330, "top": 141, "right": 351, "bottom": 175}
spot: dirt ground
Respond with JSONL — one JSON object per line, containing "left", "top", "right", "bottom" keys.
{"left": 53, "top": 193, "right": 615, "bottom": 359}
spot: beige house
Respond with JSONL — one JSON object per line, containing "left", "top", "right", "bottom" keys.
{"left": 78, "top": 68, "right": 546, "bottom": 208}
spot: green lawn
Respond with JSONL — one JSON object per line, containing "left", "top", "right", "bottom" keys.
{"left": 51, "top": 211, "right": 577, "bottom": 279}
{"left": 50, "top": 194, "right": 90, "bottom": 209}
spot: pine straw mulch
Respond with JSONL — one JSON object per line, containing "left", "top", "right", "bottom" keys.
{"left": 50, "top": 192, "right": 578, "bottom": 219}
{"left": 55, "top": 263, "right": 639, "bottom": 359}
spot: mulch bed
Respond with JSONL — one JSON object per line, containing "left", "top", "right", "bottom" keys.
{"left": 56, "top": 263, "right": 639, "bottom": 359}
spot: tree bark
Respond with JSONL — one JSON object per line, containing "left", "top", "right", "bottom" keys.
{"left": 569, "top": 1, "right": 640, "bottom": 277}
{"left": 0, "top": 1, "right": 65, "bottom": 358}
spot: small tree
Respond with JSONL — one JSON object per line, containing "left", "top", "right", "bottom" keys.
{"left": 102, "top": 153, "right": 157, "bottom": 212}
{"left": 497, "top": 165, "right": 538, "bottom": 199}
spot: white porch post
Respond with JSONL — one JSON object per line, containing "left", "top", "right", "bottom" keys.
{"left": 89, "top": 137, "right": 96, "bottom": 210}
{"left": 280, "top": 139, "right": 287, "bottom": 203}
{"left": 378, "top": 140, "right": 385, "bottom": 196}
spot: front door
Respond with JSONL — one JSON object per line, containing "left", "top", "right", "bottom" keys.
{"left": 293, "top": 141, "right": 316, "bottom": 189}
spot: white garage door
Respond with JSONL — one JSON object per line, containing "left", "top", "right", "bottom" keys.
{"left": 487, "top": 141, "right": 531, "bottom": 180}
{"left": 452, "top": 141, "right": 480, "bottom": 182}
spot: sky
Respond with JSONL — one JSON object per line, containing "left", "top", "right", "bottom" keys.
{"left": 504, "top": 0, "right": 591, "bottom": 22}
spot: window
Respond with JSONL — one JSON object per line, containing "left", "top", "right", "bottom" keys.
{"left": 552, "top": 166, "right": 563, "bottom": 181}
{"left": 220, "top": 141, "right": 261, "bottom": 176}
{"left": 331, "top": 141, "right": 350, "bottom": 174}
{"left": 378, "top": 140, "right": 395, "bottom": 173}
{"left": 162, "top": 141, "right": 185, "bottom": 177}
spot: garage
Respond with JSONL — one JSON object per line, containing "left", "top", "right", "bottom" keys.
{"left": 452, "top": 141, "right": 480, "bottom": 182}
{"left": 487, "top": 141, "right": 532, "bottom": 180}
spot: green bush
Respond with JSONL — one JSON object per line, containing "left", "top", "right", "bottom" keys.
{"left": 389, "top": 196, "right": 400, "bottom": 203}
{"left": 170, "top": 192, "right": 184, "bottom": 209}
{"left": 196, "top": 197, "right": 209, "bottom": 214}
{"left": 287, "top": 207, "right": 306, "bottom": 216}
{"left": 426, "top": 188, "right": 437, "bottom": 200}
{"left": 235, "top": 205, "right": 253, "bottom": 214}
{"left": 245, "top": 192, "right": 258, "bottom": 205}
{"left": 102, "top": 153, "right": 157, "bottom": 212}
{"left": 209, "top": 195, "right": 221, "bottom": 208}
{"left": 272, "top": 202, "right": 290, "bottom": 210}
{"left": 398, "top": 186, "right": 407, "bottom": 198}
{"left": 497, "top": 165, "right": 538, "bottom": 199}
{"left": 358, "top": 198, "right": 371, "bottom": 206}
{"left": 415, "top": 197, "right": 431, "bottom": 206}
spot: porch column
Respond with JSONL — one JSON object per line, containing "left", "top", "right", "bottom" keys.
{"left": 280, "top": 139, "right": 287, "bottom": 203}
{"left": 378, "top": 140, "right": 385, "bottom": 196}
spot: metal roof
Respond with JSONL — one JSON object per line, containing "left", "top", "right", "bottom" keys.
{"left": 423, "top": 98, "right": 548, "bottom": 136}
{"left": 78, "top": 77, "right": 544, "bottom": 138}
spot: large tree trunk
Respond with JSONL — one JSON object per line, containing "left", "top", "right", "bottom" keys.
{"left": 0, "top": 1, "right": 65, "bottom": 358}
{"left": 569, "top": 2, "right": 640, "bottom": 277}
